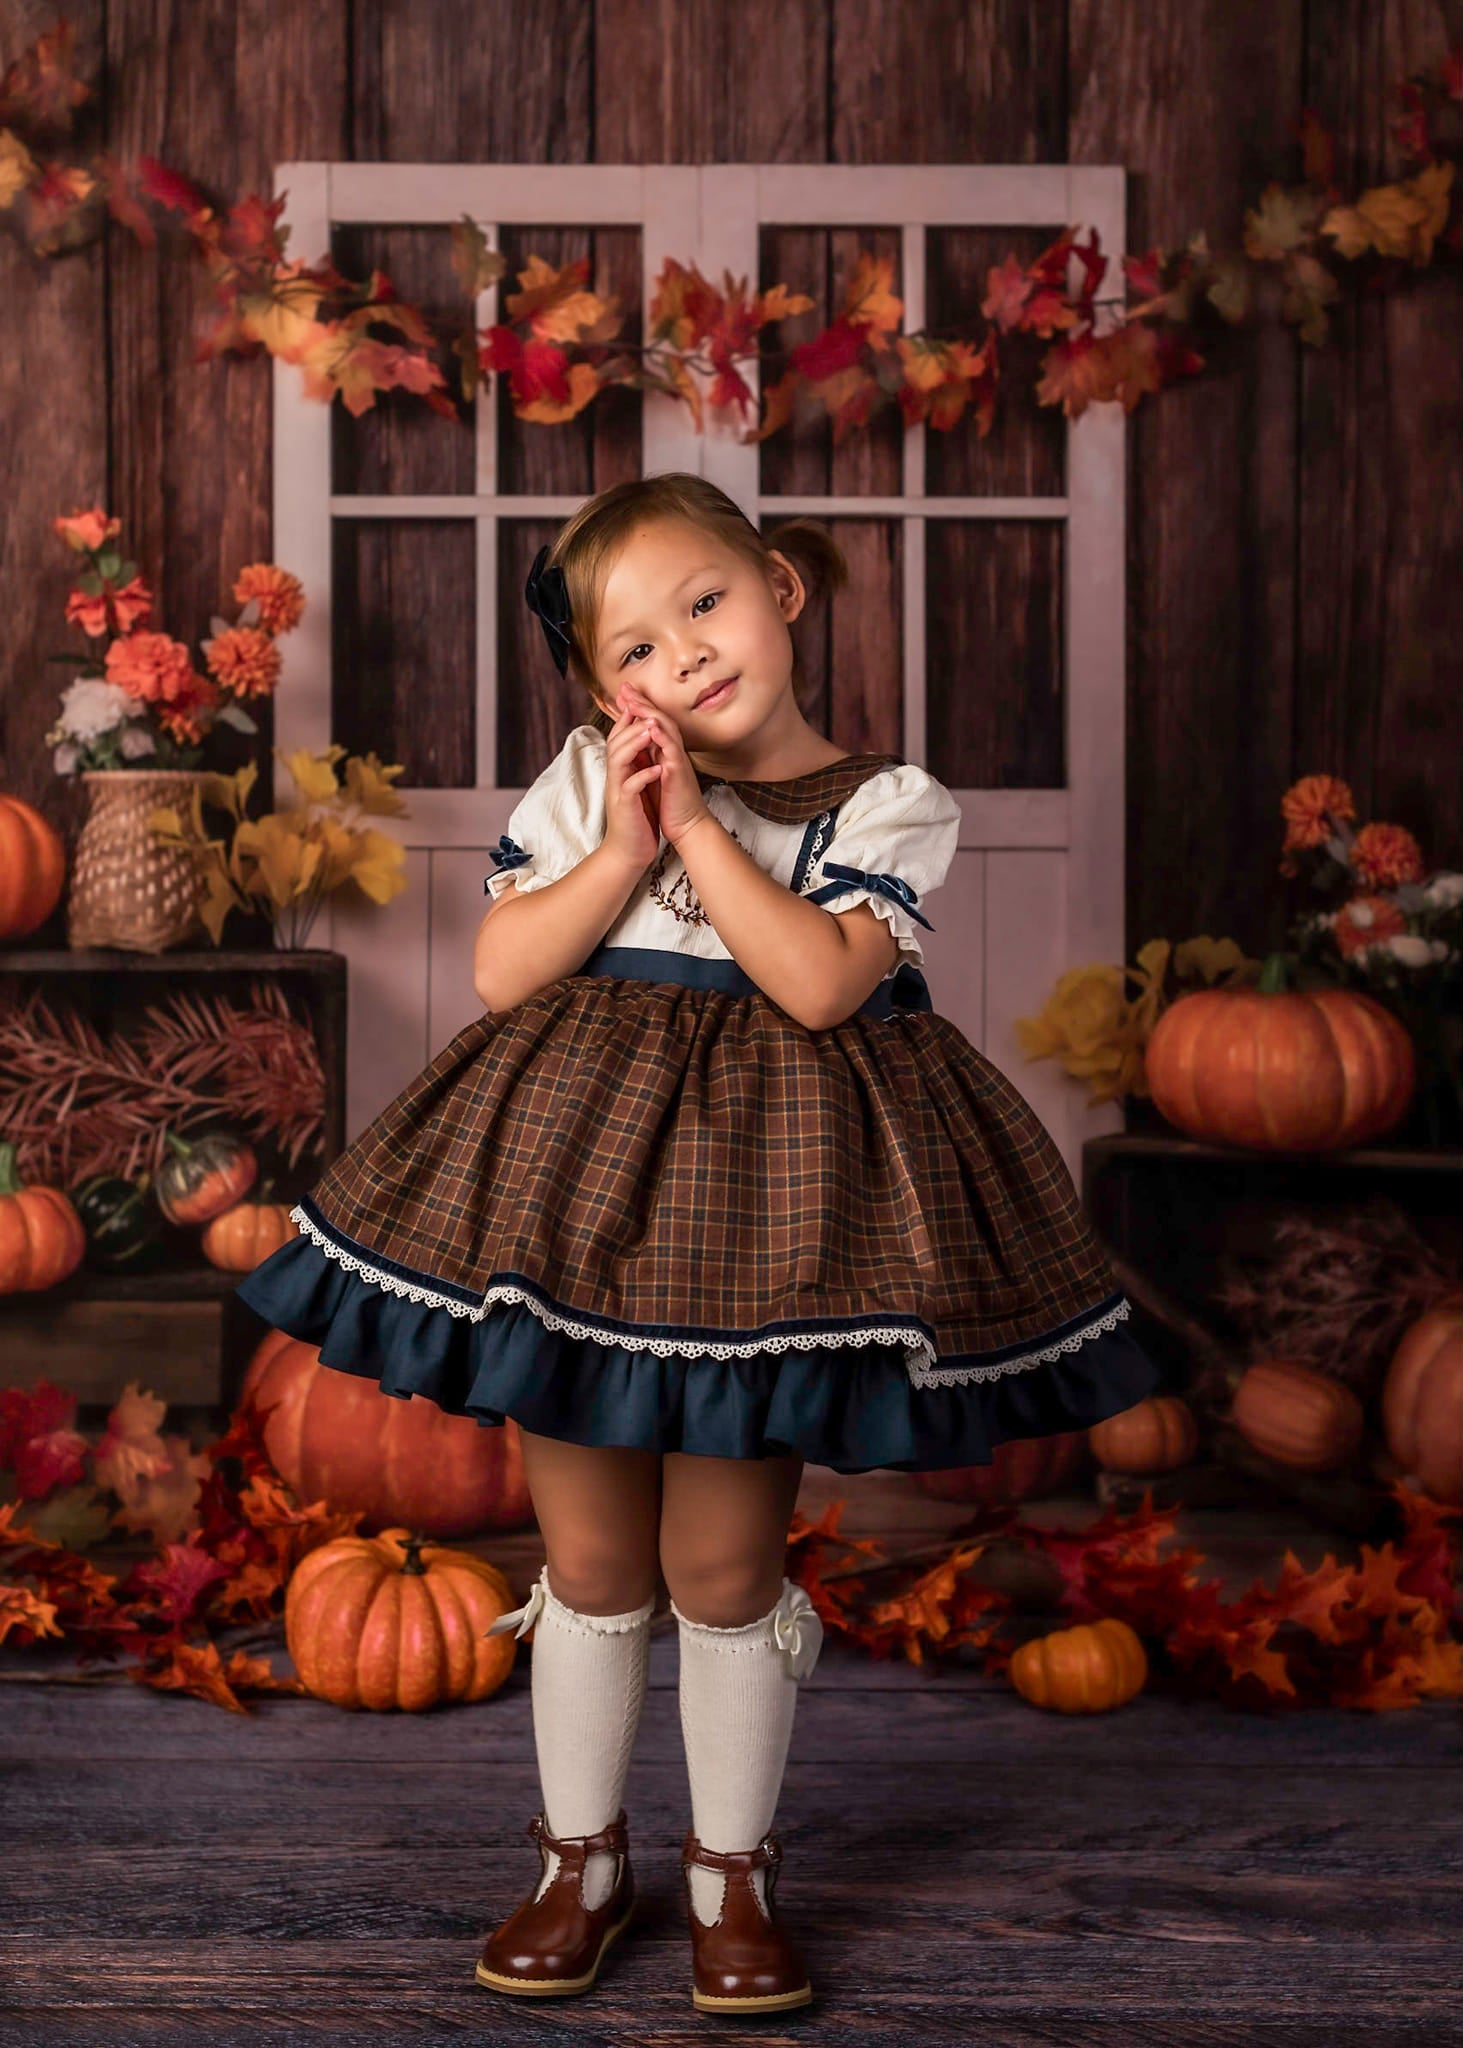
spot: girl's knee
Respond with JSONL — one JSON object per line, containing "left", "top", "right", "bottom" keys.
{"left": 660, "top": 1554, "right": 783, "bottom": 1627}
{"left": 543, "top": 1550, "right": 660, "bottom": 1617}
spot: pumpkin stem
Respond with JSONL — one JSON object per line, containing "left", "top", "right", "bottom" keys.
{"left": 400, "top": 1533, "right": 430, "bottom": 1575}
{"left": 1257, "top": 951, "right": 1292, "bottom": 995}
{"left": 163, "top": 1129, "right": 194, "bottom": 1159}
{"left": 0, "top": 1142, "right": 19, "bottom": 1196}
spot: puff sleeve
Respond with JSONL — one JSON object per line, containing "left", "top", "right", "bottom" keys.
{"left": 483, "top": 724, "right": 606, "bottom": 901}
{"left": 799, "top": 763, "right": 961, "bottom": 971}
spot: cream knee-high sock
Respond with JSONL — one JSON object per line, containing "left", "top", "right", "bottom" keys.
{"left": 671, "top": 1577, "right": 824, "bottom": 1924}
{"left": 486, "top": 1563, "right": 654, "bottom": 1911}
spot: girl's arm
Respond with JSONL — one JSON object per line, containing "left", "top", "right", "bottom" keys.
{"left": 673, "top": 810, "right": 898, "bottom": 1030}
{"left": 473, "top": 842, "right": 647, "bottom": 1013}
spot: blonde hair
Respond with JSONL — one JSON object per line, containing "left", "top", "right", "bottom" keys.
{"left": 543, "top": 471, "right": 848, "bottom": 734}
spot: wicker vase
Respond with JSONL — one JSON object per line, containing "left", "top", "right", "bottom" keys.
{"left": 66, "top": 769, "right": 206, "bottom": 953}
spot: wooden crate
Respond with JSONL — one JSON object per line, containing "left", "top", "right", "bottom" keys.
{"left": 0, "top": 947, "right": 347, "bottom": 1413}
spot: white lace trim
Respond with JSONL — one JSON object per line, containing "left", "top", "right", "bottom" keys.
{"left": 288, "top": 1203, "right": 1132, "bottom": 1391}
{"left": 904, "top": 1295, "right": 1134, "bottom": 1385}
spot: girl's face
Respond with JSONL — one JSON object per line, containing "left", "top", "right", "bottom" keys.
{"left": 586, "top": 519, "right": 806, "bottom": 768}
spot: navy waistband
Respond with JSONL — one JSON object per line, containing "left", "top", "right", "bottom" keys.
{"left": 575, "top": 944, "right": 932, "bottom": 1018}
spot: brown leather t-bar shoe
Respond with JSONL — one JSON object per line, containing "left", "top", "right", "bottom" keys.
{"left": 475, "top": 1808, "right": 634, "bottom": 1997}
{"left": 681, "top": 1828, "right": 813, "bottom": 2012}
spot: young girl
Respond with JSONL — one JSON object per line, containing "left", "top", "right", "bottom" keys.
{"left": 235, "top": 471, "right": 1162, "bottom": 2015}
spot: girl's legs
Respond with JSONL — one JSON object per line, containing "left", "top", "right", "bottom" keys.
{"left": 514, "top": 1428, "right": 663, "bottom": 1909}
{"left": 659, "top": 1449, "right": 808, "bottom": 1922}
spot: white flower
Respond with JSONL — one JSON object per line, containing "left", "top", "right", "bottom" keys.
{"left": 53, "top": 741, "right": 81, "bottom": 775}
{"left": 55, "top": 677, "right": 145, "bottom": 743}
{"left": 1422, "top": 871, "right": 1463, "bottom": 909}
{"left": 118, "top": 722, "right": 158, "bottom": 760}
{"left": 1380, "top": 934, "right": 1441, "bottom": 968}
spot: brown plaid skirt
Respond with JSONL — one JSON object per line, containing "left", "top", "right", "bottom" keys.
{"left": 234, "top": 947, "right": 1162, "bottom": 1471}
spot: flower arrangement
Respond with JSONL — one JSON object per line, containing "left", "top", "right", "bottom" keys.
{"left": 1280, "top": 773, "right": 1461, "bottom": 984}
{"left": 1016, "top": 771, "right": 1462, "bottom": 1125}
{"left": 147, "top": 747, "right": 409, "bottom": 948}
{"left": 43, "top": 507, "right": 304, "bottom": 773}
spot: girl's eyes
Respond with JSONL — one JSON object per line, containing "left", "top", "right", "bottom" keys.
{"left": 621, "top": 591, "right": 721, "bottom": 666}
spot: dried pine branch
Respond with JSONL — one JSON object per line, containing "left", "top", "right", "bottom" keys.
{"left": 0, "top": 978, "right": 325, "bottom": 1186}
{"left": 1213, "top": 1197, "right": 1461, "bottom": 1395}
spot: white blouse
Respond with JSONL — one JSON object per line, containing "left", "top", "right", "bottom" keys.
{"left": 484, "top": 723, "right": 962, "bottom": 978}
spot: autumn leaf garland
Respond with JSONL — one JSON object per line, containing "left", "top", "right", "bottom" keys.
{"left": 2, "top": 23, "right": 1460, "bottom": 434}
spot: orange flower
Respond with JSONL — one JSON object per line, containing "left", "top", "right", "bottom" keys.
{"left": 1279, "top": 773, "right": 1357, "bottom": 878}
{"left": 1281, "top": 773, "right": 1356, "bottom": 846}
{"left": 54, "top": 508, "right": 122, "bottom": 553}
{"left": 203, "top": 624, "right": 282, "bottom": 701}
{"left": 232, "top": 562, "right": 305, "bottom": 636}
{"left": 1334, "top": 894, "right": 1408, "bottom": 959}
{"left": 104, "top": 630, "right": 205, "bottom": 706}
{"left": 64, "top": 573, "right": 154, "bottom": 640}
{"left": 1350, "top": 820, "right": 1426, "bottom": 889}
{"left": 155, "top": 674, "right": 221, "bottom": 746}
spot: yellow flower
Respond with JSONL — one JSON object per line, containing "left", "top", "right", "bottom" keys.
{"left": 1013, "top": 935, "right": 1260, "bottom": 1107}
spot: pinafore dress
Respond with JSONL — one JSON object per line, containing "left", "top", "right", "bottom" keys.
{"left": 234, "top": 725, "right": 1163, "bottom": 1472}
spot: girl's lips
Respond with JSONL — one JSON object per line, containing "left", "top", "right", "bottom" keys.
{"left": 695, "top": 675, "right": 739, "bottom": 710}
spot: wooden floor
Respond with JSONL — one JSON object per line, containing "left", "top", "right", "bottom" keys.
{"left": 4, "top": 1489, "right": 1460, "bottom": 2045}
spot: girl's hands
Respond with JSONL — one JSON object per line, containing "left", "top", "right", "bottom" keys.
{"left": 618, "top": 681, "right": 713, "bottom": 849}
{"left": 601, "top": 698, "right": 665, "bottom": 873}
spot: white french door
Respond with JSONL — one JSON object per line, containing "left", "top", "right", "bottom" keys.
{"left": 272, "top": 162, "right": 1128, "bottom": 1183}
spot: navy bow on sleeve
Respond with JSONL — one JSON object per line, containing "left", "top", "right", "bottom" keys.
{"left": 484, "top": 834, "right": 531, "bottom": 893}
{"left": 804, "top": 860, "right": 935, "bottom": 931}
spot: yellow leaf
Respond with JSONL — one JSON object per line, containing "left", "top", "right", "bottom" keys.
{"left": 277, "top": 747, "right": 344, "bottom": 804}
{"left": 0, "top": 129, "right": 38, "bottom": 209}
{"left": 347, "top": 828, "right": 408, "bottom": 904}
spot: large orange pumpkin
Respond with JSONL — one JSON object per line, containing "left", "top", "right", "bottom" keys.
{"left": 1143, "top": 953, "right": 1415, "bottom": 1152}
{"left": 0, "top": 1142, "right": 86, "bottom": 1293}
{"left": 285, "top": 1527, "right": 519, "bottom": 1709}
{"left": 1381, "top": 1295, "right": 1462, "bottom": 1506}
{"left": 241, "top": 1326, "right": 535, "bottom": 1538}
{"left": 0, "top": 794, "right": 66, "bottom": 941}
{"left": 915, "top": 1429, "right": 1087, "bottom": 1505}
{"left": 1230, "top": 1358, "right": 1366, "bottom": 1472}
{"left": 1008, "top": 1616, "right": 1147, "bottom": 1713}
{"left": 1090, "top": 1395, "right": 1199, "bottom": 1472}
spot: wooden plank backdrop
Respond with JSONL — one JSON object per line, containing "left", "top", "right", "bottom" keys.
{"left": 3, "top": 0, "right": 1458, "bottom": 990}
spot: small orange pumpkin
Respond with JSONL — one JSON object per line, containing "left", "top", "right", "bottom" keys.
{"left": 285, "top": 1527, "right": 519, "bottom": 1710}
{"left": 1090, "top": 1395, "right": 1199, "bottom": 1472}
{"left": 153, "top": 1128, "right": 257, "bottom": 1225}
{"left": 0, "top": 1142, "right": 86, "bottom": 1293}
{"left": 1230, "top": 1358, "right": 1366, "bottom": 1472}
{"left": 1381, "top": 1295, "right": 1462, "bottom": 1506}
{"left": 201, "top": 1199, "right": 299, "bottom": 1270}
{"left": 915, "top": 1429, "right": 1087, "bottom": 1505}
{"left": 0, "top": 794, "right": 66, "bottom": 941}
{"left": 1143, "top": 952, "right": 1415, "bottom": 1152}
{"left": 241, "top": 1327, "right": 535, "bottom": 1538}
{"left": 1008, "top": 1616, "right": 1147, "bottom": 1712}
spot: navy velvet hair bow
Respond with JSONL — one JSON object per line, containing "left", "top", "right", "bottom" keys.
{"left": 525, "top": 545, "right": 573, "bottom": 677}
{"left": 808, "top": 860, "right": 935, "bottom": 931}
